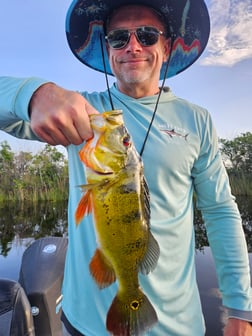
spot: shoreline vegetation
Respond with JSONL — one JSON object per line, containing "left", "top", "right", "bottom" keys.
{"left": 0, "top": 132, "right": 251, "bottom": 202}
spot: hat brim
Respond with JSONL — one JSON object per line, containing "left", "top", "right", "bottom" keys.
{"left": 66, "top": 0, "right": 210, "bottom": 79}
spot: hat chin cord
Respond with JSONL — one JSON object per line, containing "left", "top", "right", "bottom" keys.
{"left": 100, "top": 34, "right": 173, "bottom": 157}
{"left": 100, "top": 35, "right": 115, "bottom": 110}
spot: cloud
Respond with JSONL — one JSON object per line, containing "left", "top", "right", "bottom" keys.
{"left": 201, "top": 0, "right": 252, "bottom": 66}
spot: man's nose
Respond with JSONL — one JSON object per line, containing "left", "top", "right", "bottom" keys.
{"left": 125, "top": 32, "right": 142, "bottom": 51}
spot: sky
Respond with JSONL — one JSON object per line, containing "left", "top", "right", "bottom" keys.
{"left": 0, "top": 0, "right": 251, "bottom": 155}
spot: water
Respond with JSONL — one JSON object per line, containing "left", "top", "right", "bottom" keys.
{"left": 0, "top": 197, "right": 251, "bottom": 335}
{"left": 0, "top": 200, "right": 68, "bottom": 280}
{"left": 0, "top": 197, "right": 251, "bottom": 277}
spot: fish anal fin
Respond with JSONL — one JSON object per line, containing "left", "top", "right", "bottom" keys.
{"left": 89, "top": 248, "right": 116, "bottom": 289}
{"left": 139, "top": 232, "right": 160, "bottom": 275}
{"left": 75, "top": 189, "right": 92, "bottom": 225}
{"left": 106, "top": 289, "right": 158, "bottom": 336}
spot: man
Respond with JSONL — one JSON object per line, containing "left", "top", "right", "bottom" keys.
{"left": 0, "top": 0, "right": 252, "bottom": 335}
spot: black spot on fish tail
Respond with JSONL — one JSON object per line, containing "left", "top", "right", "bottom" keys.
{"left": 106, "top": 288, "right": 158, "bottom": 336}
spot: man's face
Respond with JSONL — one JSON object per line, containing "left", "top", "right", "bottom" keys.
{"left": 106, "top": 5, "right": 170, "bottom": 93}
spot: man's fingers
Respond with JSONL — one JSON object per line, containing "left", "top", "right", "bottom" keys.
{"left": 73, "top": 100, "right": 100, "bottom": 141}
{"left": 29, "top": 83, "right": 100, "bottom": 146}
{"left": 86, "top": 100, "right": 100, "bottom": 116}
{"left": 59, "top": 123, "right": 85, "bottom": 145}
{"left": 33, "top": 126, "right": 71, "bottom": 146}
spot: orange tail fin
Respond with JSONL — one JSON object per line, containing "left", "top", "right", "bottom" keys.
{"left": 75, "top": 189, "right": 92, "bottom": 225}
{"left": 106, "top": 289, "right": 157, "bottom": 336}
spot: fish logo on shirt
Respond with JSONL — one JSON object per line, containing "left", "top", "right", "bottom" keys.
{"left": 160, "top": 128, "right": 189, "bottom": 141}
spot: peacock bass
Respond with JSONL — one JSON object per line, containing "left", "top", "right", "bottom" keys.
{"left": 75, "top": 110, "right": 160, "bottom": 336}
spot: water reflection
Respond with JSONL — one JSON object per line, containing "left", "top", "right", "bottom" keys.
{"left": 0, "top": 197, "right": 251, "bottom": 258}
{"left": 0, "top": 200, "right": 68, "bottom": 257}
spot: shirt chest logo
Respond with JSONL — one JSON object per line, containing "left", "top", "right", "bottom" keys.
{"left": 159, "top": 124, "right": 189, "bottom": 142}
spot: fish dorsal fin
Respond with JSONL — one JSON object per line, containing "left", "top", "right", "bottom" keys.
{"left": 139, "top": 231, "right": 160, "bottom": 275}
{"left": 89, "top": 248, "right": 116, "bottom": 289}
{"left": 142, "top": 176, "right": 151, "bottom": 222}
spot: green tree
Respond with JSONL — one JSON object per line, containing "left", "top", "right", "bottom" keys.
{"left": 30, "top": 144, "right": 68, "bottom": 200}
{"left": 220, "top": 132, "right": 252, "bottom": 196}
{"left": 0, "top": 141, "right": 15, "bottom": 200}
{"left": 220, "top": 132, "right": 252, "bottom": 174}
{"left": 13, "top": 151, "right": 34, "bottom": 200}
{"left": 0, "top": 142, "right": 69, "bottom": 202}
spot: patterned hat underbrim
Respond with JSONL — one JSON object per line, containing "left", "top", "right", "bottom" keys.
{"left": 66, "top": 0, "right": 210, "bottom": 79}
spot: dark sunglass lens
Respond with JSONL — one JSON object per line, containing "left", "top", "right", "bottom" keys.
{"left": 137, "top": 27, "right": 160, "bottom": 46}
{"left": 107, "top": 30, "right": 129, "bottom": 49}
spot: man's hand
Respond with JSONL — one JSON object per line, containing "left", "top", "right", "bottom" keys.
{"left": 224, "top": 318, "right": 252, "bottom": 335}
{"left": 29, "top": 83, "right": 99, "bottom": 146}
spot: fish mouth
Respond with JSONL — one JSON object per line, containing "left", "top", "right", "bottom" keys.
{"left": 93, "top": 170, "right": 114, "bottom": 176}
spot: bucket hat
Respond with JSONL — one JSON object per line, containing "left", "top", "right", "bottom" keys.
{"left": 66, "top": 0, "right": 210, "bottom": 79}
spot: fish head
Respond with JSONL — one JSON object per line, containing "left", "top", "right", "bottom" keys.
{"left": 79, "top": 110, "right": 132, "bottom": 174}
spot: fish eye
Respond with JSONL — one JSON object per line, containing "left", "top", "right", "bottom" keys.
{"left": 122, "top": 135, "right": 131, "bottom": 147}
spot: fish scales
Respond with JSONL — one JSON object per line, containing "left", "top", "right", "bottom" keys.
{"left": 75, "top": 110, "right": 160, "bottom": 336}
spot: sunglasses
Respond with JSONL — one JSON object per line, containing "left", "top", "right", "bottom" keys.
{"left": 105, "top": 26, "right": 164, "bottom": 50}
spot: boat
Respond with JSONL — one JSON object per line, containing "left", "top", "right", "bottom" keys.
{"left": 0, "top": 237, "right": 67, "bottom": 336}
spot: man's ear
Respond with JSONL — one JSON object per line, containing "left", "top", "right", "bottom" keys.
{"left": 163, "top": 38, "right": 172, "bottom": 62}
{"left": 106, "top": 42, "right": 110, "bottom": 57}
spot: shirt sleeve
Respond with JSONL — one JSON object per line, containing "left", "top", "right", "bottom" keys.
{"left": 192, "top": 112, "right": 252, "bottom": 320}
{"left": 0, "top": 76, "right": 49, "bottom": 140}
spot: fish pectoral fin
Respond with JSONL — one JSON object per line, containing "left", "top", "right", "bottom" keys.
{"left": 75, "top": 180, "right": 112, "bottom": 226}
{"left": 89, "top": 248, "right": 116, "bottom": 289}
{"left": 77, "top": 182, "right": 101, "bottom": 191}
{"left": 75, "top": 189, "right": 93, "bottom": 225}
{"left": 139, "top": 232, "right": 160, "bottom": 275}
{"left": 106, "top": 288, "right": 158, "bottom": 335}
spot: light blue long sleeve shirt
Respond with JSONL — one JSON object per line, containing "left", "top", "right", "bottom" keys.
{"left": 1, "top": 76, "right": 252, "bottom": 335}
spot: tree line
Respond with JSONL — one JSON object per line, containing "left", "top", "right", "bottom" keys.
{"left": 0, "top": 132, "right": 251, "bottom": 202}
{"left": 219, "top": 132, "right": 252, "bottom": 196}
{"left": 0, "top": 142, "right": 68, "bottom": 202}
